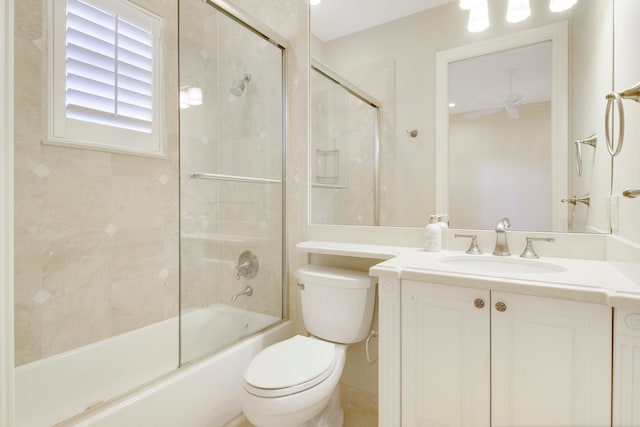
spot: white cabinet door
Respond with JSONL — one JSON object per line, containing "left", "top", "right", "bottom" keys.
{"left": 402, "top": 281, "right": 490, "bottom": 427}
{"left": 613, "top": 308, "right": 640, "bottom": 427}
{"left": 491, "top": 291, "right": 612, "bottom": 427}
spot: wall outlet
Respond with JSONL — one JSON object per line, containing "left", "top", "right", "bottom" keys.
{"left": 608, "top": 195, "right": 619, "bottom": 232}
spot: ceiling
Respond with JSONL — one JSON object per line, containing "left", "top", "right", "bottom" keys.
{"left": 449, "top": 41, "right": 552, "bottom": 116}
{"left": 310, "top": 0, "right": 455, "bottom": 42}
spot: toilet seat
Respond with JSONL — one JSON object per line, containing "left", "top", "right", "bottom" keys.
{"left": 243, "top": 335, "right": 337, "bottom": 398}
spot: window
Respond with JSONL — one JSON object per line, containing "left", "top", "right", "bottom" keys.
{"left": 48, "top": 0, "right": 165, "bottom": 157}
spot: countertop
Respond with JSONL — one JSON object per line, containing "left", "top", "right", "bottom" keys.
{"left": 296, "top": 241, "right": 640, "bottom": 309}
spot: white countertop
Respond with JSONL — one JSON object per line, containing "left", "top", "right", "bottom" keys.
{"left": 296, "top": 241, "right": 640, "bottom": 309}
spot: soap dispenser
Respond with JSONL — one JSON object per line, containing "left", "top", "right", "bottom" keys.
{"left": 424, "top": 215, "right": 442, "bottom": 252}
{"left": 437, "top": 214, "right": 449, "bottom": 229}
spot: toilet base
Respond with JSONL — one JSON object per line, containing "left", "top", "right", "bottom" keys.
{"left": 305, "top": 386, "right": 343, "bottom": 427}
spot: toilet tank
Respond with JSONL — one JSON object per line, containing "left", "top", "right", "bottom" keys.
{"left": 295, "top": 265, "right": 377, "bottom": 344}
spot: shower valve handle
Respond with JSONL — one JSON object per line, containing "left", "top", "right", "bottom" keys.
{"left": 235, "top": 251, "right": 259, "bottom": 280}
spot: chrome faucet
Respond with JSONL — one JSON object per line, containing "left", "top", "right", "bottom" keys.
{"left": 231, "top": 286, "right": 253, "bottom": 302}
{"left": 493, "top": 217, "right": 511, "bottom": 256}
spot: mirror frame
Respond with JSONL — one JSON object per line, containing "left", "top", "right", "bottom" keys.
{"left": 435, "top": 22, "right": 569, "bottom": 231}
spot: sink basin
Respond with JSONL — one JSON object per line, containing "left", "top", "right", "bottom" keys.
{"left": 438, "top": 255, "right": 566, "bottom": 274}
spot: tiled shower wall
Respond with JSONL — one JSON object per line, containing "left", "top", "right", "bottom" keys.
{"left": 13, "top": 0, "right": 179, "bottom": 366}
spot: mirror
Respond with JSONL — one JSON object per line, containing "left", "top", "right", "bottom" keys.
{"left": 310, "top": 0, "right": 613, "bottom": 233}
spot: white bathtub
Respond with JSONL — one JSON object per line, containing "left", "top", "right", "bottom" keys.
{"left": 181, "top": 304, "right": 281, "bottom": 363}
{"left": 14, "top": 305, "right": 291, "bottom": 427}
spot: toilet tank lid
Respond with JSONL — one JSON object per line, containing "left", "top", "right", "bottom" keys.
{"left": 295, "top": 265, "right": 376, "bottom": 289}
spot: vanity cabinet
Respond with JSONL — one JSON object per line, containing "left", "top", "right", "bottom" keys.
{"left": 613, "top": 308, "right": 640, "bottom": 427}
{"left": 401, "top": 280, "right": 612, "bottom": 427}
{"left": 402, "top": 281, "right": 490, "bottom": 426}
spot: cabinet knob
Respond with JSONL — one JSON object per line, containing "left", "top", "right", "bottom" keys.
{"left": 474, "top": 298, "right": 485, "bottom": 309}
{"left": 495, "top": 302, "right": 507, "bottom": 312}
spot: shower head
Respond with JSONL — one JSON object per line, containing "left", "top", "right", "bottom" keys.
{"left": 230, "top": 74, "right": 251, "bottom": 97}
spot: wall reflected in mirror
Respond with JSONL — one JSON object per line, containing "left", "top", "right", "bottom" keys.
{"left": 310, "top": 0, "right": 613, "bottom": 233}
{"left": 448, "top": 41, "right": 552, "bottom": 230}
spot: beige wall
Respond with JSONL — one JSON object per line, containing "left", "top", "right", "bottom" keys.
{"left": 449, "top": 103, "right": 552, "bottom": 230}
{"left": 613, "top": 1, "right": 640, "bottom": 244}
{"left": 14, "top": 0, "right": 179, "bottom": 366}
{"left": 569, "top": 0, "right": 613, "bottom": 234}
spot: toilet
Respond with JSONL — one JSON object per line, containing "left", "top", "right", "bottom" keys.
{"left": 240, "top": 265, "right": 377, "bottom": 427}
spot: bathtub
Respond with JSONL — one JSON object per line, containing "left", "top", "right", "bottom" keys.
{"left": 14, "top": 304, "right": 291, "bottom": 427}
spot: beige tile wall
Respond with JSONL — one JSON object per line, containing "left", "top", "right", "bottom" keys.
{"left": 15, "top": 0, "right": 374, "bottom": 421}
{"left": 14, "top": 0, "right": 179, "bottom": 366}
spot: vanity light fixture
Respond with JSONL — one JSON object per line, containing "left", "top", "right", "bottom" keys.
{"left": 310, "top": 0, "right": 321, "bottom": 5}
{"left": 467, "top": 0, "right": 489, "bottom": 32}
{"left": 464, "top": 0, "right": 577, "bottom": 32}
{"left": 549, "top": 0, "right": 577, "bottom": 12}
{"left": 506, "top": 0, "right": 531, "bottom": 23}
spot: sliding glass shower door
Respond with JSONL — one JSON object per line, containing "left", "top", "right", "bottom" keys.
{"left": 179, "top": 0, "right": 286, "bottom": 364}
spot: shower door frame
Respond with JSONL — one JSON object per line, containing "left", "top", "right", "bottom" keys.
{"left": 0, "top": 0, "right": 15, "bottom": 425}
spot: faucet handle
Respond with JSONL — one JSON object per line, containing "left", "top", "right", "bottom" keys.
{"left": 236, "top": 251, "right": 259, "bottom": 280}
{"left": 520, "top": 237, "right": 555, "bottom": 259}
{"left": 496, "top": 217, "right": 511, "bottom": 230}
{"left": 454, "top": 234, "right": 483, "bottom": 255}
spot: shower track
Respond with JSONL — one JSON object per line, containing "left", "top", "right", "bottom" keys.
{"left": 189, "top": 172, "right": 281, "bottom": 184}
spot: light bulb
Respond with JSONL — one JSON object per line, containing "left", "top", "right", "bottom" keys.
{"left": 310, "top": 0, "right": 321, "bottom": 5}
{"left": 459, "top": 0, "right": 482, "bottom": 10}
{"left": 467, "top": 1, "right": 489, "bottom": 32}
{"left": 506, "top": 0, "right": 530, "bottom": 23}
{"left": 549, "top": 0, "right": 577, "bottom": 12}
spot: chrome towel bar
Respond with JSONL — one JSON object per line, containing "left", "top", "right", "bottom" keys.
{"left": 189, "top": 173, "right": 281, "bottom": 184}
{"left": 561, "top": 194, "right": 591, "bottom": 206}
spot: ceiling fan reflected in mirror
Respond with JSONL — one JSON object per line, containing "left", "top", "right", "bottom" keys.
{"left": 463, "top": 69, "right": 536, "bottom": 120}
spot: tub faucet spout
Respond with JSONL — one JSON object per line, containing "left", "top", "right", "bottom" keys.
{"left": 231, "top": 286, "right": 253, "bottom": 302}
{"left": 493, "top": 217, "right": 511, "bottom": 256}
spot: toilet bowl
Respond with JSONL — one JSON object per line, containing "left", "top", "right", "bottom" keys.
{"left": 239, "top": 265, "right": 377, "bottom": 427}
{"left": 240, "top": 335, "right": 346, "bottom": 427}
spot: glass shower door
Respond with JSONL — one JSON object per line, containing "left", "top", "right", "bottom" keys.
{"left": 178, "top": 0, "right": 285, "bottom": 364}
{"left": 310, "top": 67, "right": 378, "bottom": 226}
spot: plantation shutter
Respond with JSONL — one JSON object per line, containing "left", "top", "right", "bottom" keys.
{"left": 65, "top": 0, "right": 153, "bottom": 134}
